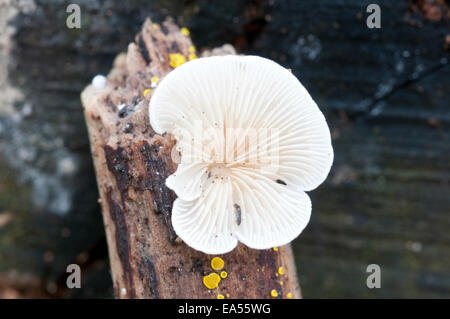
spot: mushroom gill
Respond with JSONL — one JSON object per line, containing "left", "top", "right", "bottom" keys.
{"left": 149, "top": 55, "right": 333, "bottom": 254}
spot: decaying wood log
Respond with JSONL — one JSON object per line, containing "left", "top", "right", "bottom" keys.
{"left": 81, "top": 18, "right": 301, "bottom": 299}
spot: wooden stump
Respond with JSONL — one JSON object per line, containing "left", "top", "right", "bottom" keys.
{"left": 81, "top": 18, "right": 301, "bottom": 299}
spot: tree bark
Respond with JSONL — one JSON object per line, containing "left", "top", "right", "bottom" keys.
{"left": 81, "top": 18, "right": 301, "bottom": 299}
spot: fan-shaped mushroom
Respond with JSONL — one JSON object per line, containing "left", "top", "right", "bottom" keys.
{"left": 149, "top": 55, "right": 333, "bottom": 254}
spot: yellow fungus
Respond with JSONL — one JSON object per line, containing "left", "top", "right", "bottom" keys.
{"left": 189, "top": 53, "right": 198, "bottom": 61}
{"left": 220, "top": 271, "right": 228, "bottom": 279}
{"left": 188, "top": 45, "right": 196, "bottom": 53}
{"left": 150, "top": 77, "right": 159, "bottom": 88}
{"left": 169, "top": 53, "right": 186, "bottom": 68}
{"left": 273, "top": 247, "right": 278, "bottom": 252}
{"left": 270, "top": 289, "right": 278, "bottom": 298}
{"left": 203, "top": 273, "right": 221, "bottom": 289}
{"left": 278, "top": 267, "right": 284, "bottom": 275}
{"left": 211, "top": 257, "right": 224, "bottom": 270}
{"left": 143, "top": 89, "right": 150, "bottom": 97}
{"left": 181, "top": 27, "right": 190, "bottom": 36}
{"left": 279, "top": 281, "right": 284, "bottom": 286}
{"left": 287, "top": 292, "right": 293, "bottom": 298}
{"left": 217, "top": 294, "right": 224, "bottom": 299}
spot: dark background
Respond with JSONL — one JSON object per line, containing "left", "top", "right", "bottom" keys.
{"left": 0, "top": 0, "right": 449, "bottom": 298}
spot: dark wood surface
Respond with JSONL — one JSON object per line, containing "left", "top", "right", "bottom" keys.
{"left": 0, "top": 0, "right": 448, "bottom": 298}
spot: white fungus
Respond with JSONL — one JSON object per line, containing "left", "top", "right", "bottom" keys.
{"left": 149, "top": 55, "right": 334, "bottom": 254}
{"left": 91, "top": 74, "right": 107, "bottom": 89}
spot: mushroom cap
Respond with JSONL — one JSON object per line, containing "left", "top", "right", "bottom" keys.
{"left": 149, "top": 55, "right": 333, "bottom": 254}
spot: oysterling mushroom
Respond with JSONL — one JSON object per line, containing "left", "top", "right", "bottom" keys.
{"left": 149, "top": 55, "right": 333, "bottom": 254}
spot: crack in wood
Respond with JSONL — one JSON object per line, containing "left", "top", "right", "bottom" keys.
{"left": 105, "top": 186, "right": 136, "bottom": 298}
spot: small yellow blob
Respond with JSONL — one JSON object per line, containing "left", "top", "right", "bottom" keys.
{"left": 270, "top": 289, "right": 278, "bottom": 298}
{"left": 169, "top": 53, "right": 186, "bottom": 68}
{"left": 143, "top": 89, "right": 150, "bottom": 97}
{"left": 278, "top": 267, "right": 284, "bottom": 275}
{"left": 188, "top": 45, "right": 196, "bottom": 53}
{"left": 220, "top": 271, "right": 228, "bottom": 279}
{"left": 287, "top": 292, "right": 293, "bottom": 298}
{"left": 181, "top": 27, "right": 190, "bottom": 36}
{"left": 275, "top": 273, "right": 279, "bottom": 277}
{"left": 226, "top": 293, "right": 230, "bottom": 298}
{"left": 279, "top": 281, "right": 284, "bottom": 286}
{"left": 203, "top": 273, "right": 221, "bottom": 289}
{"left": 211, "top": 257, "right": 225, "bottom": 270}
{"left": 217, "top": 294, "right": 224, "bottom": 299}
{"left": 152, "top": 23, "right": 159, "bottom": 29}
{"left": 150, "top": 77, "right": 159, "bottom": 88}
{"left": 273, "top": 247, "right": 278, "bottom": 252}
{"left": 188, "top": 53, "right": 198, "bottom": 61}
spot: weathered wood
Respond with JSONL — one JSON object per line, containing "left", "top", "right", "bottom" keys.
{"left": 81, "top": 18, "right": 301, "bottom": 299}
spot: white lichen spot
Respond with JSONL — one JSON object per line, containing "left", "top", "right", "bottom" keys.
{"left": 58, "top": 156, "right": 77, "bottom": 175}
{"left": 92, "top": 74, "right": 107, "bottom": 89}
{"left": 374, "top": 79, "right": 395, "bottom": 99}
{"left": 406, "top": 241, "right": 423, "bottom": 253}
{"left": 412, "top": 64, "right": 425, "bottom": 80}
{"left": 21, "top": 103, "right": 33, "bottom": 118}
{"left": 396, "top": 61, "right": 404, "bottom": 74}
{"left": 291, "top": 34, "right": 322, "bottom": 64}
